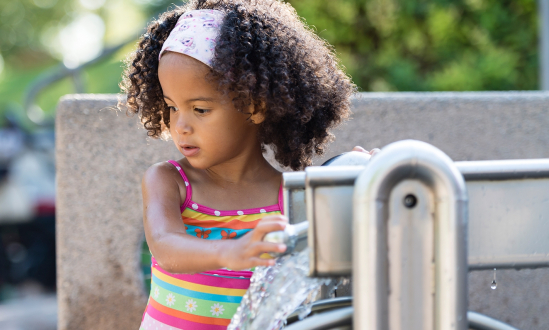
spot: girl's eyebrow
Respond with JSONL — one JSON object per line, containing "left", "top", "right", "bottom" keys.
{"left": 163, "top": 95, "right": 216, "bottom": 103}
{"left": 187, "top": 97, "right": 216, "bottom": 103}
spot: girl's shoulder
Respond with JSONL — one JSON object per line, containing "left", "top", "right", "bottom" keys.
{"left": 143, "top": 160, "right": 185, "bottom": 180}
{"left": 142, "top": 160, "right": 188, "bottom": 204}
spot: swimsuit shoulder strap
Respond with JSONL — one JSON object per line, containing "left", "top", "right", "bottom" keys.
{"left": 278, "top": 182, "right": 284, "bottom": 215}
{"left": 166, "top": 160, "right": 193, "bottom": 208}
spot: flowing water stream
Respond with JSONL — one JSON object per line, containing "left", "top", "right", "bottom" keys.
{"left": 228, "top": 248, "right": 333, "bottom": 330}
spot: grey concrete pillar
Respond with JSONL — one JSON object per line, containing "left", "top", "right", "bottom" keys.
{"left": 56, "top": 94, "right": 178, "bottom": 329}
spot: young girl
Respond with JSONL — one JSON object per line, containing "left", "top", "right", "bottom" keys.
{"left": 121, "top": 1, "right": 362, "bottom": 329}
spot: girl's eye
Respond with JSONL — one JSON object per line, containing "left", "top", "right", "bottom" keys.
{"left": 168, "top": 106, "right": 178, "bottom": 112}
{"left": 194, "top": 108, "right": 210, "bottom": 115}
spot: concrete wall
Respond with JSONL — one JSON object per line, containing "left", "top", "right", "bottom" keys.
{"left": 56, "top": 95, "right": 179, "bottom": 329}
{"left": 56, "top": 91, "right": 549, "bottom": 329}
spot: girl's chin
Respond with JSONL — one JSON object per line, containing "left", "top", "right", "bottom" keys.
{"left": 185, "top": 155, "right": 230, "bottom": 171}
{"left": 184, "top": 157, "right": 210, "bottom": 170}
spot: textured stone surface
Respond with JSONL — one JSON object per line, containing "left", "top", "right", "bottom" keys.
{"left": 468, "top": 268, "right": 549, "bottom": 329}
{"left": 316, "top": 91, "right": 549, "bottom": 163}
{"left": 57, "top": 91, "right": 549, "bottom": 329}
{"left": 56, "top": 94, "right": 179, "bottom": 330}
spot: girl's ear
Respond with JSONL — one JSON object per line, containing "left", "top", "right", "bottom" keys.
{"left": 248, "top": 101, "right": 266, "bottom": 125}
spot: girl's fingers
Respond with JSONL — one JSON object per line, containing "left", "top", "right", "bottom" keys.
{"left": 369, "top": 148, "right": 381, "bottom": 156}
{"left": 250, "top": 242, "right": 286, "bottom": 256}
{"left": 352, "top": 146, "right": 380, "bottom": 156}
{"left": 251, "top": 221, "right": 287, "bottom": 240}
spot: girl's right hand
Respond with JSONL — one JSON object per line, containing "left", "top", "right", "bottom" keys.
{"left": 352, "top": 146, "right": 380, "bottom": 157}
{"left": 220, "top": 215, "right": 288, "bottom": 270}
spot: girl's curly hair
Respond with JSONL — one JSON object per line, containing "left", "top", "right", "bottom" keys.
{"left": 120, "top": 0, "right": 356, "bottom": 170}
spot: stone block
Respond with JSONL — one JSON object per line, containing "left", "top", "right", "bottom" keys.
{"left": 317, "top": 91, "right": 549, "bottom": 163}
{"left": 56, "top": 94, "right": 179, "bottom": 330}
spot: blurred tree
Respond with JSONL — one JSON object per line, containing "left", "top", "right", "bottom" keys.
{"left": 0, "top": 0, "right": 176, "bottom": 126}
{"left": 0, "top": 0, "right": 173, "bottom": 62}
{"left": 0, "top": 0, "right": 541, "bottom": 127}
{"left": 0, "top": 0, "right": 71, "bottom": 59}
{"left": 288, "top": 0, "right": 538, "bottom": 91}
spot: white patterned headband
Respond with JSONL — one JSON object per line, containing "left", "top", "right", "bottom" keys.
{"left": 158, "top": 9, "right": 226, "bottom": 67}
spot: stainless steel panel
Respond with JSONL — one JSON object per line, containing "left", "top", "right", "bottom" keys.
{"left": 388, "top": 180, "right": 435, "bottom": 330}
{"left": 455, "top": 158, "right": 549, "bottom": 269}
{"left": 305, "top": 166, "right": 365, "bottom": 277}
{"left": 282, "top": 172, "right": 307, "bottom": 224}
{"left": 467, "top": 179, "right": 549, "bottom": 269}
{"left": 291, "top": 158, "right": 549, "bottom": 271}
{"left": 313, "top": 186, "right": 354, "bottom": 275}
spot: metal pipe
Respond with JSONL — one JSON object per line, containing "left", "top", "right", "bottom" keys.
{"left": 263, "top": 221, "right": 309, "bottom": 257}
{"left": 456, "top": 158, "right": 549, "bottom": 180}
{"left": 282, "top": 171, "right": 307, "bottom": 223}
{"left": 285, "top": 297, "right": 353, "bottom": 324}
{"left": 353, "top": 140, "right": 468, "bottom": 330}
{"left": 283, "top": 306, "right": 353, "bottom": 330}
{"left": 467, "top": 311, "right": 519, "bottom": 330}
{"left": 285, "top": 306, "right": 517, "bottom": 330}
{"left": 540, "top": 0, "right": 549, "bottom": 90}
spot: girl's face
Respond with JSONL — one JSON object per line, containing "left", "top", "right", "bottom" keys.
{"left": 158, "top": 52, "right": 261, "bottom": 170}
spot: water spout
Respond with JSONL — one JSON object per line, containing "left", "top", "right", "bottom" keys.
{"left": 263, "top": 221, "right": 309, "bottom": 258}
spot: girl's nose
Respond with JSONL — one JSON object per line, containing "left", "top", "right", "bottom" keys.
{"left": 174, "top": 115, "right": 192, "bottom": 135}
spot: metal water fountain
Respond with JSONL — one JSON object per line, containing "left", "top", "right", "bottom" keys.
{"left": 233, "top": 139, "right": 549, "bottom": 330}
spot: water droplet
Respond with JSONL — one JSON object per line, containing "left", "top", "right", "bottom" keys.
{"left": 490, "top": 268, "right": 497, "bottom": 290}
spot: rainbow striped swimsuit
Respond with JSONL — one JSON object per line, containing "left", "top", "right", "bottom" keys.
{"left": 140, "top": 160, "right": 283, "bottom": 330}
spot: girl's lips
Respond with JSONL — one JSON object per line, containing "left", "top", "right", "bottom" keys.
{"left": 180, "top": 145, "right": 200, "bottom": 157}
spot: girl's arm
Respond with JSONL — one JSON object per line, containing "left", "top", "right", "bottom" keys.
{"left": 142, "top": 162, "right": 287, "bottom": 274}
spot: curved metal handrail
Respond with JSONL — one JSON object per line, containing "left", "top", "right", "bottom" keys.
{"left": 467, "top": 311, "right": 519, "bottom": 330}
{"left": 285, "top": 297, "right": 352, "bottom": 324}
{"left": 353, "top": 140, "right": 468, "bottom": 329}
{"left": 284, "top": 306, "right": 353, "bottom": 330}
{"left": 285, "top": 303, "right": 519, "bottom": 330}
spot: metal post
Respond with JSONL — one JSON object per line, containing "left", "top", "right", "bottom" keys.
{"left": 539, "top": 0, "right": 549, "bottom": 90}
{"left": 353, "top": 140, "right": 468, "bottom": 330}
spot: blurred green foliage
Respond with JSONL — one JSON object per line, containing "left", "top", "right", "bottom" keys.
{"left": 0, "top": 0, "right": 71, "bottom": 58}
{"left": 0, "top": 0, "right": 541, "bottom": 128}
{"left": 289, "top": 0, "right": 538, "bottom": 91}
{"left": 0, "top": 0, "right": 174, "bottom": 127}
{"left": 142, "top": 239, "right": 152, "bottom": 294}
